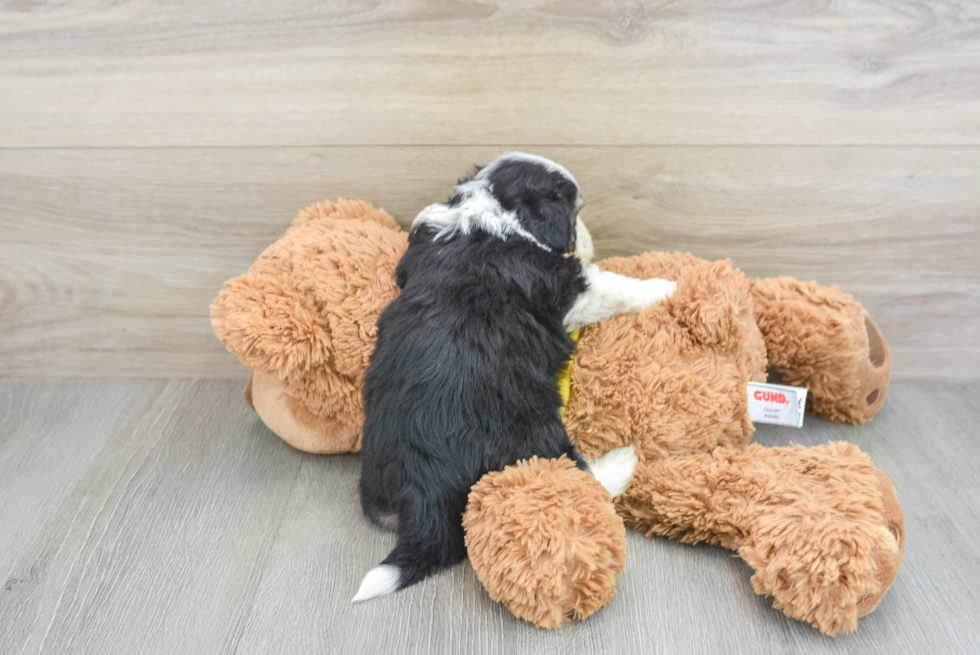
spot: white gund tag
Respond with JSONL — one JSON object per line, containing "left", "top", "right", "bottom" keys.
{"left": 747, "top": 382, "right": 808, "bottom": 428}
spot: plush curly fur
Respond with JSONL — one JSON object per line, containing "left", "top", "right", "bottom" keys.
{"left": 616, "top": 442, "right": 904, "bottom": 636}
{"left": 750, "top": 278, "right": 892, "bottom": 424}
{"left": 552, "top": 251, "right": 904, "bottom": 635}
{"left": 464, "top": 456, "right": 627, "bottom": 629}
{"left": 212, "top": 199, "right": 407, "bottom": 452}
{"left": 564, "top": 252, "right": 768, "bottom": 462}
{"left": 212, "top": 200, "right": 903, "bottom": 634}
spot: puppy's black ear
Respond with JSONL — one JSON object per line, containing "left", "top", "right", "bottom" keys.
{"left": 515, "top": 194, "right": 577, "bottom": 252}
{"left": 486, "top": 160, "right": 579, "bottom": 253}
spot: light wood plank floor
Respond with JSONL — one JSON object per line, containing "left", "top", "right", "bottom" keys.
{"left": 1, "top": 379, "right": 977, "bottom": 654}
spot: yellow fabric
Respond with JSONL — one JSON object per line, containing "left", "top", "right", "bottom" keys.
{"left": 558, "top": 330, "right": 581, "bottom": 416}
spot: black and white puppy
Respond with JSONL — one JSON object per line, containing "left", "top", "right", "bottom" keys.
{"left": 353, "top": 153, "right": 675, "bottom": 602}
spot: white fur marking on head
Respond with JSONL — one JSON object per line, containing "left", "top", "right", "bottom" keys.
{"left": 412, "top": 181, "right": 551, "bottom": 251}
{"left": 412, "top": 152, "right": 582, "bottom": 250}
{"left": 588, "top": 445, "right": 638, "bottom": 498}
{"left": 351, "top": 564, "right": 401, "bottom": 602}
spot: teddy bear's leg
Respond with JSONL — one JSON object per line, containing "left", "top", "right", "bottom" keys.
{"left": 750, "top": 278, "right": 892, "bottom": 424}
{"left": 463, "top": 456, "right": 627, "bottom": 629}
{"left": 616, "top": 442, "right": 904, "bottom": 636}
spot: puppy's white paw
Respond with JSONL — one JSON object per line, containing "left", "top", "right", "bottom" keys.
{"left": 638, "top": 278, "right": 676, "bottom": 307}
{"left": 588, "top": 445, "right": 638, "bottom": 498}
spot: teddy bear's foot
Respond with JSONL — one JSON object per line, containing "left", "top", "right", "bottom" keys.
{"left": 616, "top": 442, "right": 905, "bottom": 636}
{"left": 750, "top": 277, "right": 892, "bottom": 424}
{"left": 740, "top": 448, "right": 905, "bottom": 635}
{"left": 464, "top": 456, "right": 627, "bottom": 629}
{"left": 853, "top": 467, "right": 905, "bottom": 619}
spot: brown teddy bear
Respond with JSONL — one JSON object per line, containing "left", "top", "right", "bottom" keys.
{"left": 211, "top": 199, "right": 903, "bottom": 636}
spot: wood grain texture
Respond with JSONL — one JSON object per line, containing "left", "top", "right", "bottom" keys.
{"left": 1, "top": 378, "right": 979, "bottom": 654}
{"left": 2, "top": 146, "right": 977, "bottom": 380}
{"left": 0, "top": 379, "right": 305, "bottom": 655}
{"left": 1, "top": 1, "right": 979, "bottom": 147}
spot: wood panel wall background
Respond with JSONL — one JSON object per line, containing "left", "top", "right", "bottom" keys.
{"left": 1, "top": 1, "right": 978, "bottom": 380}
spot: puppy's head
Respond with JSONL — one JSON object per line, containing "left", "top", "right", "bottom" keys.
{"left": 479, "top": 153, "right": 581, "bottom": 254}
{"left": 414, "top": 152, "right": 583, "bottom": 255}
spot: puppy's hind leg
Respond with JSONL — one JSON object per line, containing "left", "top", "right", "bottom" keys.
{"left": 540, "top": 431, "right": 636, "bottom": 499}
{"left": 359, "top": 471, "right": 398, "bottom": 532}
{"left": 352, "top": 485, "right": 467, "bottom": 602}
{"left": 588, "top": 445, "right": 638, "bottom": 498}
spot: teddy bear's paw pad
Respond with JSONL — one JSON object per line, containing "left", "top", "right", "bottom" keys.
{"left": 865, "top": 317, "right": 888, "bottom": 368}
{"left": 856, "top": 469, "right": 906, "bottom": 618}
{"left": 751, "top": 278, "right": 893, "bottom": 424}
{"left": 588, "top": 445, "right": 638, "bottom": 498}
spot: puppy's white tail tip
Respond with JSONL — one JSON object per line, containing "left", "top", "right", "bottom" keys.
{"left": 351, "top": 564, "right": 401, "bottom": 603}
{"left": 588, "top": 445, "right": 638, "bottom": 498}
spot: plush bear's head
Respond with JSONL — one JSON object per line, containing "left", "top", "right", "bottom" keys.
{"left": 211, "top": 199, "right": 407, "bottom": 453}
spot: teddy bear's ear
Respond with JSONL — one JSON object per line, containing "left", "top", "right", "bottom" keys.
{"left": 211, "top": 266, "right": 332, "bottom": 377}
{"left": 664, "top": 259, "right": 754, "bottom": 349}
